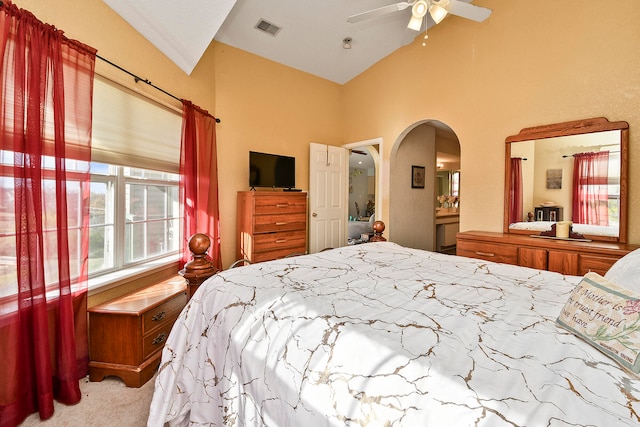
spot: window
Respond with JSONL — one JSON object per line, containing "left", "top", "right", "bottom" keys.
{"left": 1, "top": 76, "right": 183, "bottom": 296}
{"left": 0, "top": 155, "right": 92, "bottom": 298}
{"left": 89, "top": 164, "right": 180, "bottom": 277}
{"left": 88, "top": 77, "right": 183, "bottom": 283}
{"left": 0, "top": 175, "right": 15, "bottom": 298}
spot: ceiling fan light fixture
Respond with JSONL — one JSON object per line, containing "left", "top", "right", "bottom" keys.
{"left": 407, "top": 16, "right": 422, "bottom": 31}
{"left": 408, "top": 0, "right": 428, "bottom": 31}
{"left": 429, "top": 4, "right": 448, "bottom": 24}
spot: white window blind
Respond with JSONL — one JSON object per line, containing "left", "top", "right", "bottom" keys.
{"left": 91, "top": 76, "right": 182, "bottom": 173}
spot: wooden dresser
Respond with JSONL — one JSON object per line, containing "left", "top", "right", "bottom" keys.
{"left": 457, "top": 231, "right": 638, "bottom": 276}
{"left": 237, "top": 191, "right": 307, "bottom": 263}
{"left": 88, "top": 276, "right": 187, "bottom": 387}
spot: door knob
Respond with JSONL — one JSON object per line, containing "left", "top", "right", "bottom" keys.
{"left": 312, "top": 213, "right": 318, "bottom": 217}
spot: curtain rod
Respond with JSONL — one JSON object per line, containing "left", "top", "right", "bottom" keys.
{"left": 562, "top": 149, "right": 620, "bottom": 158}
{"left": 96, "top": 53, "right": 220, "bottom": 123}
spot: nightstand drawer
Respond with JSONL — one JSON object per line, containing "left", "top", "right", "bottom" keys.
{"left": 142, "top": 291, "right": 187, "bottom": 335}
{"left": 142, "top": 317, "right": 177, "bottom": 360}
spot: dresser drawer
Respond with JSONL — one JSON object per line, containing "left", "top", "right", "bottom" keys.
{"left": 578, "top": 254, "right": 620, "bottom": 276}
{"left": 142, "top": 290, "right": 187, "bottom": 335}
{"left": 254, "top": 212, "right": 307, "bottom": 233}
{"left": 253, "top": 230, "right": 306, "bottom": 251}
{"left": 252, "top": 245, "right": 307, "bottom": 263}
{"left": 254, "top": 194, "right": 307, "bottom": 214}
{"left": 457, "top": 240, "right": 518, "bottom": 265}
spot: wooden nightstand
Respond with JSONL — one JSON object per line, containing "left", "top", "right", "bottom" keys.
{"left": 88, "top": 276, "right": 187, "bottom": 387}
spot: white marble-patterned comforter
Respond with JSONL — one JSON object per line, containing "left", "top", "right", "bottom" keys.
{"left": 147, "top": 242, "right": 640, "bottom": 426}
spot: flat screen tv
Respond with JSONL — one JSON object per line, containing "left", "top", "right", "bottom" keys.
{"left": 249, "top": 151, "right": 296, "bottom": 189}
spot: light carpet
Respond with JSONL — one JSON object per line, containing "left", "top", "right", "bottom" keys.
{"left": 20, "top": 374, "right": 156, "bottom": 426}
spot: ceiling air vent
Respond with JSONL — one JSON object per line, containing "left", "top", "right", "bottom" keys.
{"left": 254, "top": 19, "right": 281, "bottom": 36}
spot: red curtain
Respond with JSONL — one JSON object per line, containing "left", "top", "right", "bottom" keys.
{"left": 572, "top": 151, "right": 610, "bottom": 226}
{"left": 509, "top": 157, "right": 523, "bottom": 224}
{"left": 0, "top": 3, "right": 96, "bottom": 426}
{"left": 180, "top": 101, "right": 222, "bottom": 270}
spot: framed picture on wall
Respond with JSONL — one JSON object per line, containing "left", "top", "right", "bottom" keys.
{"left": 412, "top": 165, "right": 425, "bottom": 189}
{"left": 546, "top": 169, "right": 562, "bottom": 189}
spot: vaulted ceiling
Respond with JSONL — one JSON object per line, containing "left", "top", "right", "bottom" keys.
{"left": 103, "top": 0, "right": 488, "bottom": 85}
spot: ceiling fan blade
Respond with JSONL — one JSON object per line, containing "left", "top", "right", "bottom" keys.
{"left": 347, "top": 1, "right": 414, "bottom": 24}
{"left": 446, "top": 0, "right": 492, "bottom": 22}
{"left": 351, "top": 149, "right": 368, "bottom": 155}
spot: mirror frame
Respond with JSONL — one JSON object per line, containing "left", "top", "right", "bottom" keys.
{"left": 503, "top": 117, "right": 629, "bottom": 243}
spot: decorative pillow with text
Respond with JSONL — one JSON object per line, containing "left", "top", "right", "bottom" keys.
{"left": 557, "top": 272, "right": 640, "bottom": 374}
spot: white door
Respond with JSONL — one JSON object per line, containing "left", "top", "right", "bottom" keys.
{"left": 308, "top": 143, "right": 348, "bottom": 253}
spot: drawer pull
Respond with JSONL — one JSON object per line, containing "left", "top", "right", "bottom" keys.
{"left": 275, "top": 239, "right": 287, "bottom": 243}
{"left": 152, "top": 332, "right": 168, "bottom": 346}
{"left": 275, "top": 222, "right": 288, "bottom": 226}
{"left": 475, "top": 251, "right": 495, "bottom": 257}
{"left": 276, "top": 204, "right": 289, "bottom": 208}
{"left": 151, "top": 311, "right": 166, "bottom": 322}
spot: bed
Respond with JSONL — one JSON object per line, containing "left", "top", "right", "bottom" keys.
{"left": 147, "top": 241, "right": 640, "bottom": 426}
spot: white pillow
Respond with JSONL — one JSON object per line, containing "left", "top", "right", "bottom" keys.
{"left": 605, "top": 248, "right": 640, "bottom": 292}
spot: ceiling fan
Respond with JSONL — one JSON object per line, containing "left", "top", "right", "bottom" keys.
{"left": 347, "top": 0, "right": 491, "bottom": 32}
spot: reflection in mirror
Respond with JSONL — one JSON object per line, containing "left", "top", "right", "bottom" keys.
{"left": 348, "top": 146, "right": 377, "bottom": 220}
{"left": 504, "top": 117, "right": 628, "bottom": 243}
{"left": 436, "top": 169, "right": 460, "bottom": 216}
{"left": 436, "top": 149, "right": 460, "bottom": 214}
{"left": 436, "top": 169, "right": 460, "bottom": 200}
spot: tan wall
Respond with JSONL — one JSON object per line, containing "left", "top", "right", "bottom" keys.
{"left": 342, "top": 0, "right": 640, "bottom": 244}
{"left": 212, "top": 44, "right": 342, "bottom": 266}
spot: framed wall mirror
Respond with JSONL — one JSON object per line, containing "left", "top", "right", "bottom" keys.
{"left": 503, "top": 117, "right": 629, "bottom": 243}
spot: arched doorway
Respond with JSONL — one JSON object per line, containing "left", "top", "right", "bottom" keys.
{"left": 389, "top": 120, "right": 459, "bottom": 251}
